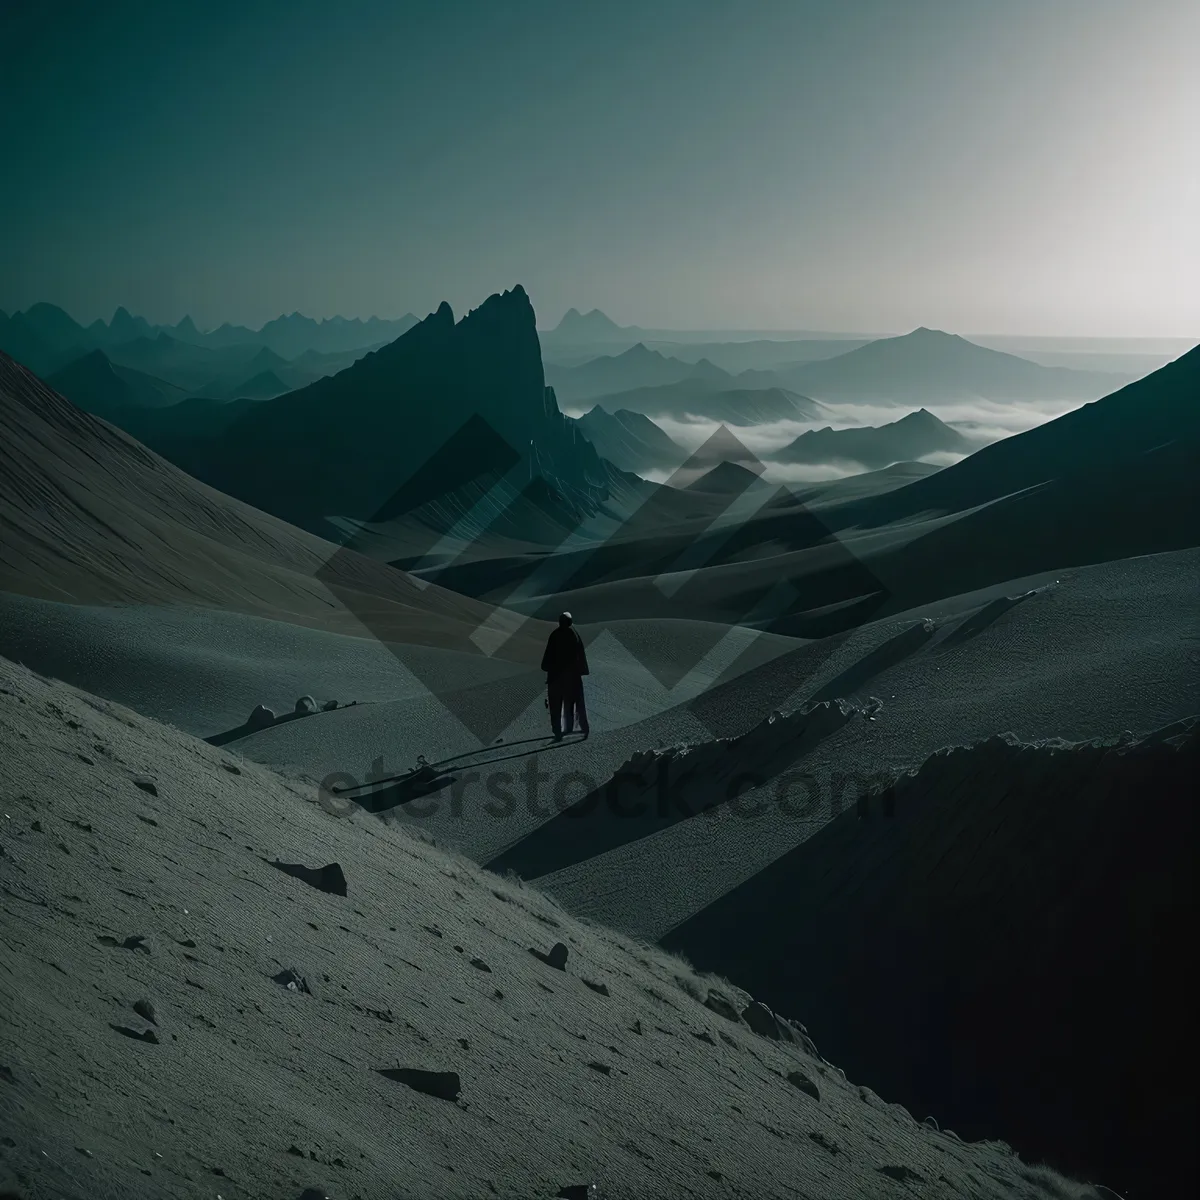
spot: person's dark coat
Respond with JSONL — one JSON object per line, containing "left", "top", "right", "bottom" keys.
{"left": 541, "top": 625, "right": 589, "bottom": 677}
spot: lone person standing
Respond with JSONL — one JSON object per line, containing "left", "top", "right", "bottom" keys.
{"left": 541, "top": 611, "right": 590, "bottom": 741}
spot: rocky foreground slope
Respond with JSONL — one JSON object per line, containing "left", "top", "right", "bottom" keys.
{"left": 0, "top": 656, "right": 1117, "bottom": 1199}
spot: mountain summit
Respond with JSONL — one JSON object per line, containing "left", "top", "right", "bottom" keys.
{"left": 783, "top": 327, "right": 1124, "bottom": 403}
{"left": 552, "top": 307, "right": 627, "bottom": 340}
{"left": 171, "top": 286, "right": 615, "bottom": 534}
{"left": 774, "top": 407, "right": 974, "bottom": 469}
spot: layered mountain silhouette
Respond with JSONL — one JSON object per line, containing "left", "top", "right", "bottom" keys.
{"left": 436, "top": 346, "right": 1200, "bottom": 635}
{"left": 592, "top": 380, "right": 826, "bottom": 426}
{"left": 46, "top": 350, "right": 185, "bottom": 417}
{"left": 545, "top": 342, "right": 725, "bottom": 403}
{"left": 0, "top": 348, "right": 509, "bottom": 649}
{"left": 551, "top": 307, "right": 630, "bottom": 343}
{"left": 773, "top": 408, "right": 976, "bottom": 469}
{"left": 105, "top": 333, "right": 229, "bottom": 392}
{"left": 166, "top": 286, "right": 618, "bottom": 534}
{"left": 89, "top": 305, "right": 155, "bottom": 347}
{"left": 843, "top": 342, "right": 1200, "bottom": 523}
{"left": 0, "top": 302, "right": 419, "bottom": 376}
{"left": 220, "top": 368, "right": 290, "bottom": 400}
{"left": 0, "top": 304, "right": 80, "bottom": 374}
{"left": 574, "top": 405, "right": 686, "bottom": 474}
{"left": 780, "top": 326, "right": 1125, "bottom": 403}
{"left": 251, "top": 311, "right": 418, "bottom": 357}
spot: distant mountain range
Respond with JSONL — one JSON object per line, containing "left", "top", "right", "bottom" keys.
{"left": 772, "top": 408, "right": 976, "bottom": 469}
{"left": 546, "top": 327, "right": 1123, "bottom": 414}
{"left": 158, "top": 286, "right": 620, "bottom": 536}
{"left": 545, "top": 343, "right": 724, "bottom": 402}
{"left": 777, "top": 326, "right": 1126, "bottom": 403}
{"left": 541, "top": 306, "right": 870, "bottom": 349}
{"left": 0, "top": 302, "right": 418, "bottom": 378}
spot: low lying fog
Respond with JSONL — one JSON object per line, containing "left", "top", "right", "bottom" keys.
{"left": 567, "top": 394, "right": 1081, "bottom": 485}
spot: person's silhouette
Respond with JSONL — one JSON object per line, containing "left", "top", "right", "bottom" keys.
{"left": 541, "top": 611, "right": 589, "bottom": 741}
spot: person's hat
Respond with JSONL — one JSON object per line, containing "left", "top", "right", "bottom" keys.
{"left": 559, "top": 611, "right": 573, "bottom": 623}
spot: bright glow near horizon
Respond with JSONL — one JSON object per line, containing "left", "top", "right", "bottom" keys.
{"left": 1, "top": 0, "right": 1196, "bottom": 336}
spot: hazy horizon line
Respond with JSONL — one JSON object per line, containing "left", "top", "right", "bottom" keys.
{"left": 3, "top": 297, "right": 1196, "bottom": 347}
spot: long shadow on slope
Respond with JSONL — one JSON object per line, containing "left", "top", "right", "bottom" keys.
{"left": 662, "top": 720, "right": 1198, "bottom": 1198}
{"left": 348, "top": 737, "right": 586, "bottom": 815}
{"left": 806, "top": 620, "right": 935, "bottom": 704}
{"left": 485, "top": 702, "right": 858, "bottom": 880}
{"left": 934, "top": 590, "right": 1039, "bottom": 653}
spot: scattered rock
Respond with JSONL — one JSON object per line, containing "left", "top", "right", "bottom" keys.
{"left": 740, "top": 1001, "right": 794, "bottom": 1042}
{"left": 787, "top": 1069, "right": 820, "bottom": 1101}
{"left": 321, "top": 700, "right": 338, "bottom": 712}
{"left": 295, "top": 696, "right": 318, "bottom": 715}
{"left": 97, "top": 934, "right": 150, "bottom": 953}
{"left": 586, "top": 1061, "right": 611, "bottom": 1076}
{"left": 703, "top": 989, "right": 741, "bottom": 1022}
{"left": 469, "top": 957, "right": 491, "bottom": 973}
{"left": 246, "top": 704, "right": 276, "bottom": 731}
{"left": 0, "top": 1065, "right": 15, "bottom": 1085}
{"left": 877, "top": 1164, "right": 923, "bottom": 1183}
{"left": 530, "top": 942, "right": 569, "bottom": 970}
{"left": 582, "top": 979, "right": 609, "bottom": 996}
{"left": 132, "top": 776, "right": 158, "bottom": 796}
{"left": 272, "top": 968, "right": 311, "bottom": 994}
{"left": 110, "top": 1024, "right": 158, "bottom": 1044}
{"left": 30, "top": 820, "right": 42, "bottom": 832}
{"left": 222, "top": 762, "right": 242, "bottom": 775}
{"left": 266, "top": 859, "right": 347, "bottom": 897}
{"left": 377, "top": 1068, "right": 461, "bottom": 1102}
{"left": 809, "top": 1131, "right": 840, "bottom": 1155}
{"left": 133, "top": 999, "right": 157, "bottom": 1025}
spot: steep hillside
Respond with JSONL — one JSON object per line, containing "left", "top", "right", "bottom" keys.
{"left": 0, "top": 350, "right": 513, "bottom": 651}
{"left": 0, "top": 657, "right": 1122, "bottom": 1200}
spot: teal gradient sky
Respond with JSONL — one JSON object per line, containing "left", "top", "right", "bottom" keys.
{"left": 2, "top": 0, "right": 1196, "bottom": 334}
